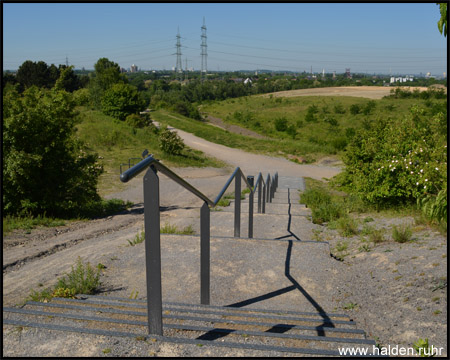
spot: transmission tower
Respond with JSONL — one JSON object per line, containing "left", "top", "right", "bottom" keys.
{"left": 175, "top": 28, "right": 183, "bottom": 79}
{"left": 65, "top": 55, "right": 69, "bottom": 67}
{"left": 201, "top": 17, "right": 207, "bottom": 81}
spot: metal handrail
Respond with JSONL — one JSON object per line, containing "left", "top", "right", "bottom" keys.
{"left": 119, "top": 154, "right": 278, "bottom": 336}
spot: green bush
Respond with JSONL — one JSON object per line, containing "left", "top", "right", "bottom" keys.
{"left": 73, "top": 88, "right": 90, "bottom": 106}
{"left": 333, "top": 102, "right": 346, "bottom": 114}
{"left": 3, "top": 86, "right": 103, "bottom": 217}
{"left": 125, "top": 113, "right": 149, "bottom": 129}
{"left": 336, "top": 104, "right": 447, "bottom": 208}
{"left": 349, "top": 104, "right": 361, "bottom": 115}
{"left": 158, "top": 127, "right": 185, "bottom": 155}
{"left": 274, "top": 117, "right": 288, "bottom": 131}
{"left": 101, "top": 83, "right": 145, "bottom": 121}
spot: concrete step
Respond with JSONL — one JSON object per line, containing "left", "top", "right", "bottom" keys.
{"left": 210, "top": 211, "right": 314, "bottom": 240}
{"left": 221, "top": 201, "right": 308, "bottom": 216}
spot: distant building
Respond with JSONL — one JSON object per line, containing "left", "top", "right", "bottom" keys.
{"left": 244, "top": 78, "right": 252, "bottom": 85}
{"left": 390, "top": 76, "right": 414, "bottom": 84}
{"left": 130, "top": 64, "right": 138, "bottom": 73}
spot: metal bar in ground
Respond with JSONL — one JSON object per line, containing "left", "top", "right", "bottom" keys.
{"left": 33, "top": 299, "right": 355, "bottom": 325}
{"left": 19, "top": 303, "right": 363, "bottom": 334}
{"left": 3, "top": 318, "right": 357, "bottom": 357}
{"left": 144, "top": 166, "right": 163, "bottom": 335}
{"left": 234, "top": 173, "right": 241, "bottom": 237}
{"left": 3, "top": 307, "right": 374, "bottom": 345}
{"left": 200, "top": 202, "right": 210, "bottom": 305}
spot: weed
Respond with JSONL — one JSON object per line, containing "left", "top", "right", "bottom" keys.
{"left": 369, "top": 229, "right": 385, "bottom": 244}
{"left": 359, "top": 244, "right": 371, "bottom": 252}
{"left": 56, "top": 257, "right": 101, "bottom": 295}
{"left": 336, "top": 216, "right": 359, "bottom": 237}
{"left": 160, "top": 223, "right": 195, "bottom": 235}
{"left": 28, "top": 288, "right": 53, "bottom": 302}
{"left": 135, "top": 335, "right": 147, "bottom": 341}
{"left": 432, "top": 280, "right": 447, "bottom": 292}
{"left": 97, "top": 263, "right": 106, "bottom": 270}
{"left": 363, "top": 217, "right": 374, "bottom": 223}
{"left": 392, "top": 224, "right": 413, "bottom": 243}
{"left": 432, "top": 297, "right": 440, "bottom": 302}
{"left": 413, "top": 338, "right": 437, "bottom": 357}
{"left": 442, "top": 254, "right": 446, "bottom": 258}
{"left": 433, "top": 310, "right": 442, "bottom": 315}
{"left": 432, "top": 263, "right": 439, "bottom": 267}
{"left": 335, "top": 240, "right": 349, "bottom": 252}
{"left": 394, "top": 275, "right": 403, "bottom": 281}
{"left": 129, "top": 290, "right": 139, "bottom": 299}
{"left": 384, "top": 249, "right": 393, "bottom": 252}
{"left": 411, "top": 256, "right": 418, "bottom": 260}
{"left": 417, "top": 307, "right": 422, "bottom": 311}
{"left": 343, "top": 302, "right": 358, "bottom": 310}
{"left": 127, "top": 230, "right": 145, "bottom": 246}
{"left": 361, "top": 224, "right": 375, "bottom": 236}
{"left": 312, "top": 229, "right": 323, "bottom": 241}
{"left": 52, "top": 287, "right": 77, "bottom": 299}
{"left": 392, "top": 269, "right": 398, "bottom": 273}
{"left": 403, "top": 297, "right": 409, "bottom": 302}
{"left": 102, "top": 348, "right": 111, "bottom": 354}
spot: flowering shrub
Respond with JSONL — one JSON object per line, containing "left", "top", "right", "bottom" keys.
{"left": 335, "top": 103, "right": 447, "bottom": 209}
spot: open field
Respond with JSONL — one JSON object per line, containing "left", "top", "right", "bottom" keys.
{"left": 260, "top": 86, "right": 430, "bottom": 99}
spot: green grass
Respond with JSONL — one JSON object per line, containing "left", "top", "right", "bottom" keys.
{"left": 199, "top": 94, "right": 438, "bottom": 158}
{"left": 392, "top": 224, "right": 413, "bottom": 243}
{"left": 160, "top": 223, "right": 196, "bottom": 235}
{"left": 3, "top": 214, "right": 66, "bottom": 236}
{"left": 75, "top": 107, "right": 226, "bottom": 197}
{"left": 152, "top": 109, "right": 327, "bottom": 163}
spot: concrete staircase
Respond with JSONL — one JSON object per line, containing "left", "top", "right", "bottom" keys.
{"left": 3, "top": 176, "right": 378, "bottom": 356}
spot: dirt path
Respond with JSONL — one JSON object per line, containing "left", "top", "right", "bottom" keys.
{"left": 205, "top": 115, "right": 268, "bottom": 139}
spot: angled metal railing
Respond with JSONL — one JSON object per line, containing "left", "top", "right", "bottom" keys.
{"left": 120, "top": 153, "right": 278, "bottom": 335}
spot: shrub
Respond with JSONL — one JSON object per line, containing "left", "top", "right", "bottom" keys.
{"left": 3, "top": 86, "right": 103, "bottom": 217}
{"left": 324, "top": 116, "right": 338, "bottom": 127}
{"left": 125, "top": 113, "right": 149, "bottom": 129}
{"left": 56, "top": 257, "right": 101, "bottom": 295}
{"left": 158, "top": 127, "right": 185, "bottom": 155}
{"left": 274, "top": 116, "right": 288, "bottom": 131}
{"left": 336, "top": 105, "right": 447, "bottom": 207}
{"left": 362, "top": 100, "right": 376, "bottom": 115}
{"left": 333, "top": 102, "right": 346, "bottom": 114}
{"left": 349, "top": 104, "right": 361, "bottom": 115}
{"left": 73, "top": 88, "right": 90, "bottom": 106}
{"left": 101, "top": 83, "right": 145, "bottom": 120}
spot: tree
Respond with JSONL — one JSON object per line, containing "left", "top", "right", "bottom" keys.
{"left": 54, "top": 65, "right": 81, "bottom": 92}
{"left": 16, "top": 60, "right": 53, "bottom": 89}
{"left": 101, "top": 83, "right": 145, "bottom": 120}
{"left": 3, "top": 86, "right": 103, "bottom": 217}
{"left": 93, "top": 57, "right": 124, "bottom": 91}
{"left": 437, "top": 3, "right": 447, "bottom": 37}
{"left": 89, "top": 57, "right": 125, "bottom": 108}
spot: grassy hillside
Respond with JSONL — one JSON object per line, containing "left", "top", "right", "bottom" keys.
{"left": 199, "top": 94, "right": 446, "bottom": 158}
{"left": 75, "top": 107, "right": 225, "bottom": 196}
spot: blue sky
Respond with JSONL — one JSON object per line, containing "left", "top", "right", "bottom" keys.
{"left": 3, "top": 2, "right": 447, "bottom": 75}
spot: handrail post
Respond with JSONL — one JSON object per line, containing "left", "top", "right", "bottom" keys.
{"left": 257, "top": 179, "right": 262, "bottom": 213}
{"left": 234, "top": 173, "right": 241, "bottom": 237}
{"left": 262, "top": 183, "right": 266, "bottom": 213}
{"left": 267, "top": 175, "right": 272, "bottom": 203}
{"left": 248, "top": 188, "right": 254, "bottom": 238}
{"left": 200, "top": 202, "right": 210, "bottom": 305}
{"left": 144, "top": 166, "right": 163, "bottom": 336}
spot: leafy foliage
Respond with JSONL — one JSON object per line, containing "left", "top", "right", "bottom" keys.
{"left": 56, "top": 257, "right": 101, "bottom": 295}
{"left": 417, "top": 189, "right": 447, "bottom": 225}
{"left": 3, "top": 86, "right": 103, "bottom": 217}
{"left": 158, "top": 127, "right": 185, "bottom": 155}
{"left": 335, "top": 104, "right": 447, "bottom": 210}
{"left": 101, "top": 83, "right": 145, "bottom": 120}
